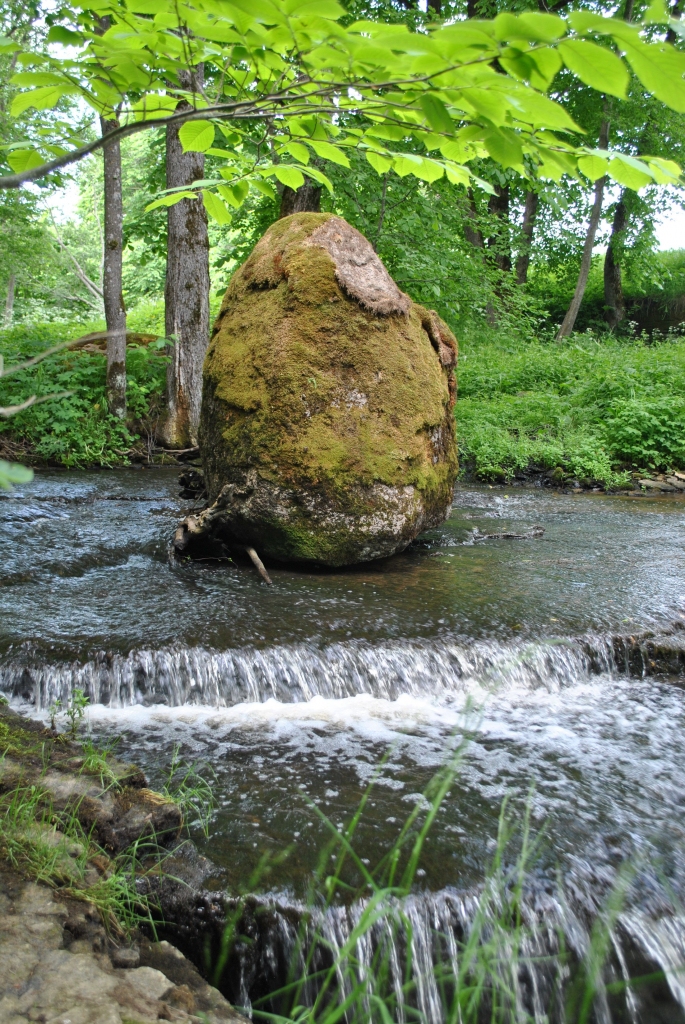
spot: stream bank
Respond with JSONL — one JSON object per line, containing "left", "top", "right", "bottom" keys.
{"left": 0, "top": 704, "right": 244, "bottom": 1024}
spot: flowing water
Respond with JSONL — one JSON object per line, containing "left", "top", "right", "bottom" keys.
{"left": 3, "top": 469, "right": 685, "bottom": 1021}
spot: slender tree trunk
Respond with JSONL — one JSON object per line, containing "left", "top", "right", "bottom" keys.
{"left": 279, "top": 179, "right": 322, "bottom": 218}
{"left": 487, "top": 185, "right": 512, "bottom": 273}
{"left": 163, "top": 68, "right": 210, "bottom": 449}
{"left": 100, "top": 115, "right": 126, "bottom": 419}
{"left": 556, "top": 120, "right": 609, "bottom": 341}
{"left": 3, "top": 273, "right": 15, "bottom": 327}
{"left": 427, "top": 0, "right": 441, "bottom": 13}
{"left": 463, "top": 188, "right": 484, "bottom": 248}
{"left": 604, "top": 192, "right": 627, "bottom": 330}
{"left": 515, "top": 191, "right": 539, "bottom": 285}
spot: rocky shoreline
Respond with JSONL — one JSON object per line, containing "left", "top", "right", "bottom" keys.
{"left": 0, "top": 705, "right": 244, "bottom": 1024}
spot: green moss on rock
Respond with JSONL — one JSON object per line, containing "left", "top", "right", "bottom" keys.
{"left": 196, "top": 213, "right": 458, "bottom": 566}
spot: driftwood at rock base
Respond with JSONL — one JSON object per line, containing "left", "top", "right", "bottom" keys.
{"left": 245, "top": 546, "right": 272, "bottom": 585}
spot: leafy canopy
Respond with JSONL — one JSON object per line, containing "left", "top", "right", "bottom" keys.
{"left": 1, "top": 0, "right": 684, "bottom": 223}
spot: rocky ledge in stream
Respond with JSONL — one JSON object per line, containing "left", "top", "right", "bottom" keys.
{"left": 0, "top": 705, "right": 244, "bottom": 1024}
{"left": 173, "top": 212, "right": 458, "bottom": 568}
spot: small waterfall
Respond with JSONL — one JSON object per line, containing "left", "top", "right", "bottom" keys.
{"left": 188, "top": 885, "right": 685, "bottom": 1024}
{"left": 0, "top": 634, "right": 616, "bottom": 709}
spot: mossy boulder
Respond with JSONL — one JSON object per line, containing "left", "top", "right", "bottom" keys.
{"left": 190, "top": 212, "right": 457, "bottom": 567}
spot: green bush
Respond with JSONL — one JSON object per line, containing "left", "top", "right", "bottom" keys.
{"left": 457, "top": 334, "right": 685, "bottom": 485}
{"left": 0, "top": 319, "right": 167, "bottom": 467}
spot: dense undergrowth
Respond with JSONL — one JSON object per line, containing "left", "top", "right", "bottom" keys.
{"left": 458, "top": 333, "right": 685, "bottom": 486}
{"left": 2, "top": 302, "right": 685, "bottom": 487}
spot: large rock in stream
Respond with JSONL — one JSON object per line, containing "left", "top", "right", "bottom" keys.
{"left": 177, "top": 212, "right": 458, "bottom": 567}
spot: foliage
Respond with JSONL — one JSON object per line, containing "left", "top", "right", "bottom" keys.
{"left": 159, "top": 745, "right": 216, "bottom": 839}
{"left": 0, "top": 320, "right": 167, "bottom": 466}
{"left": 457, "top": 331, "right": 685, "bottom": 484}
{"left": 0, "top": 777, "right": 157, "bottom": 933}
{"left": 3, "top": 0, "right": 684, "bottom": 219}
{"left": 64, "top": 687, "right": 88, "bottom": 739}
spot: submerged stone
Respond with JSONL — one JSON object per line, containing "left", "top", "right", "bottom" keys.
{"left": 182, "top": 212, "right": 458, "bottom": 567}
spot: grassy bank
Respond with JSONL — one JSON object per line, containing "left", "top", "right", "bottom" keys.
{"left": 458, "top": 333, "right": 685, "bottom": 488}
{"left": 2, "top": 314, "right": 685, "bottom": 488}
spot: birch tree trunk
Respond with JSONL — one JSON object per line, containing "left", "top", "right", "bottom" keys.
{"left": 515, "top": 191, "right": 539, "bottom": 285}
{"left": 162, "top": 68, "right": 210, "bottom": 449}
{"left": 556, "top": 120, "right": 609, "bottom": 341}
{"left": 100, "top": 115, "right": 126, "bottom": 419}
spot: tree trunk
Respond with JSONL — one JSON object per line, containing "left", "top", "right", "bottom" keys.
{"left": 487, "top": 184, "right": 511, "bottom": 273}
{"left": 556, "top": 120, "right": 609, "bottom": 341}
{"left": 463, "top": 188, "right": 484, "bottom": 248}
{"left": 163, "top": 68, "right": 210, "bottom": 449}
{"left": 604, "top": 193, "right": 627, "bottom": 331}
{"left": 279, "top": 179, "right": 322, "bottom": 218}
{"left": 427, "top": 0, "right": 441, "bottom": 13}
{"left": 100, "top": 115, "right": 126, "bottom": 419}
{"left": 515, "top": 191, "right": 538, "bottom": 285}
{"left": 3, "top": 273, "right": 15, "bottom": 327}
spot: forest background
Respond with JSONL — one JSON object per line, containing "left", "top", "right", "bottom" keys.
{"left": 2, "top": 0, "right": 685, "bottom": 489}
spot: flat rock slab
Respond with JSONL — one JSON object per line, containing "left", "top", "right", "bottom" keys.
{"left": 0, "top": 866, "right": 244, "bottom": 1024}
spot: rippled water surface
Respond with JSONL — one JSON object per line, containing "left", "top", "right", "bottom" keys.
{"left": 4, "top": 469, "right": 685, "bottom": 1020}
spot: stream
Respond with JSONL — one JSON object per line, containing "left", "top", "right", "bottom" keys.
{"left": 3, "top": 468, "right": 685, "bottom": 1022}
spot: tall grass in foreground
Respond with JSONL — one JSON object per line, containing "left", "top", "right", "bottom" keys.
{"left": 208, "top": 743, "right": 679, "bottom": 1024}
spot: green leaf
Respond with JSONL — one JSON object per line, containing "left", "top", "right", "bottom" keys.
{"left": 216, "top": 180, "right": 249, "bottom": 207}
{"left": 178, "top": 120, "right": 215, "bottom": 153}
{"left": 622, "top": 40, "right": 685, "bottom": 113}
{"left": 365, "top": 150, "right": 393, "bottom": 174}
{"left": 419, "top": 93, "right": 454, "bottom": 134}
{"left": 302, "top": 166, "right": 334, "bottom": 193}
{"left": 282, "top": 141, "right": 310, "bottom": 164}
{"left": 645, "top": 156, "right": 682, "bottom": 184}
{"left": 517, "top": 12, "right": 566, "bottom": 41}
{"left": 444, "top": 161, "right": 470, "bottom": 186}
{"left": 7, "top": 148, "right": 45, "bottom": 173}
{"left": 557, "top": 40, "right": 628, "bottom": 99}
{"left": 643, "top": 0, "right": 669, "bottom": 20}
{"left": 253, "top": 178, "right": 277, "bottom": 200}
{"left": 273, "top": 164, "right": 305, "bottom": 189}
{"left": 482, "top": 129, "right": 524, "bottom": 171}
{"left": 46, "top": 25, "right": 83, "bottom": 45}
{"left": 11, "top": 85, "right": 72, "bottom": 116}
{"left": 608, "top": 154, "right": 653, "bottom": 190}
{"left": 283, "top": 0, "right": 345, "bottom": 16}
{"left": 0, "top": 460, "right": 33, "bottom": 490}
{"left": 577, "top": 154, "right": 609, "bottom": 180}
{"left": 202, "top": 190, "right": 232, "bottom": 224}
{"left": 306, "top": 139, "right": 350, "bottom": 166}
{"left": 145, "top": 190, "right": 197, "bottom": 211}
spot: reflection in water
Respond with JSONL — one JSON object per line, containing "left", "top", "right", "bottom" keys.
{"left": 3, "top": 470, "right": 685, "bottom": 1020}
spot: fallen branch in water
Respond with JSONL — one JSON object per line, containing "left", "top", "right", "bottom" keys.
{"left": 246, "top": 546, "right": 273, "bottom": 585}
{"left": 470, "top": 526, "right": 545, "bottom": 543}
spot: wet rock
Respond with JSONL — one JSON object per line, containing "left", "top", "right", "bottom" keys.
{"left": 111, "top": 944, "right": 141, "bottom": 968}
{"left": 0, "top": 705, "right": 181, "bottom": 854}
{"left": 179, "top": 213, "right": 458, "bottom": 567}
{"left": 0, "top": 867, "right": 245, "bottom": 1023}
{"left": 179, "top": 468, "right": 206, "bottom": 500}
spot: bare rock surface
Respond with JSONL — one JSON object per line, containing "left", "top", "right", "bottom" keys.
{"left": 0, "top": 867, "right": 244, "bottom": 1024}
